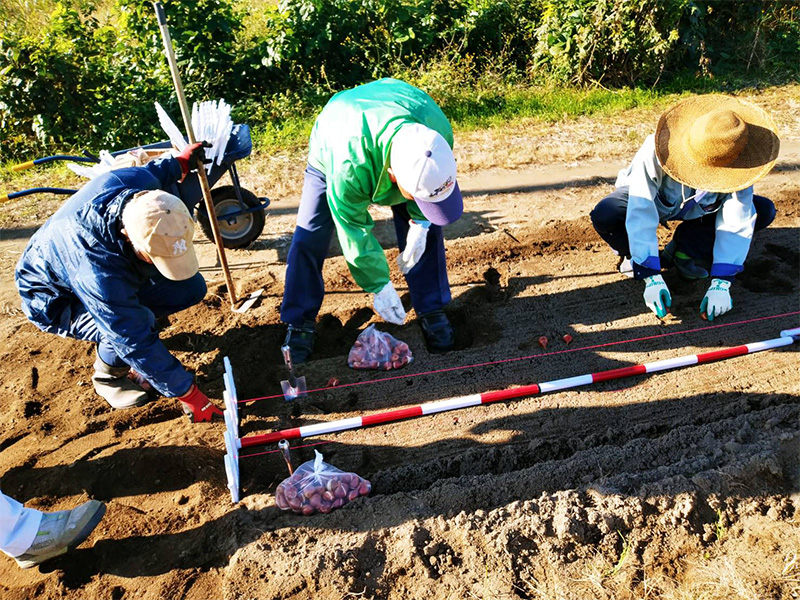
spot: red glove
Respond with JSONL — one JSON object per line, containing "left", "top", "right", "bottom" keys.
{"left": 176, "top": 141, "right": 211, "bottom": 179}
{"left": 177, "top": 384, "right": 223, "bottom": 423}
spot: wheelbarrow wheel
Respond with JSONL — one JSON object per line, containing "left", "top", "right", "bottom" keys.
{"left": 197, "top": 186, "right": 265, "bottom": 249}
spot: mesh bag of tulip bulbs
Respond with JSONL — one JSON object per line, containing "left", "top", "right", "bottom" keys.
{"left": 275, "top": 451, "right": 372, "bottom": 515}
{"left": 348, "top": 324, "right": 413, "bottom": 370}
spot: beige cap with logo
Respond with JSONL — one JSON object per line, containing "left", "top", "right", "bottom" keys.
{"left": 122, "top": 190, "right": 199, "bottom": 281}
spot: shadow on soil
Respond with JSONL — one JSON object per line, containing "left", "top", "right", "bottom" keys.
{"left": 13, "top": 386, "right": 799, "bottom": 585}
{"left": 160, "top": 227, "right": 799, "bottom": 421}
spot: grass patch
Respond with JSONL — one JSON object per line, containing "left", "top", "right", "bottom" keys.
{"left": 248, "top": 82, "right": 670, "bottom": 155}
{"left": 247, "top": 68, "right": 800, "bottom": 156}
{"left": 250, "top": 115, "right": 315, "bottom": 156}
{"left": 441, "top": 85, "right": 664, "bottom": 130}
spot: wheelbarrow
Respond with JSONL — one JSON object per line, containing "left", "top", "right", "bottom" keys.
{"left": 3, "top": 123, "right": 269, "bottom": 249}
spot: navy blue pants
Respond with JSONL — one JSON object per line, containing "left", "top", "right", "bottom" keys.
{"left": 281, "top": 165, "right": 451, "bottom": 326}
{"left": 68, "top": 272, "right": 207, "bottom": 368}
{"left": 590, "top": 186, "right": 776, "bottom": 262}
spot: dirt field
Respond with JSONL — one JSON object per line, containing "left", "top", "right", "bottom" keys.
{"left": 0, "top": 89, "right": 798, "bottom": 599}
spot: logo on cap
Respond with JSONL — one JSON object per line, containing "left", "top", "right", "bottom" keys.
{"left": 172, "top": 239, "right": 187, "bottom": 256}
{"left": 430, "top": 176, "right": 454, "bottom": 199}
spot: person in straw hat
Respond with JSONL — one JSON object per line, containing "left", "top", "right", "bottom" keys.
{"left": 590, "top": 94, "right": 779, "bottom": 321}
{"left": 15, "top": 143, "right": 224, "bottom": 422}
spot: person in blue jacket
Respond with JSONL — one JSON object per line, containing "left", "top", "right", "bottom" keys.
{"left": 590, "top": 95, "right": 780, "bottom": 321}
{"left": 15, "top": 143, "right": 223, "bottom": 422}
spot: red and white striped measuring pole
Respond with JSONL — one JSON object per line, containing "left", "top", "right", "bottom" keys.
{"left": 222, "top": 327, "right": 799, "bottom": 503}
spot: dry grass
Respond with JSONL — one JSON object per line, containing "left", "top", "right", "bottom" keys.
{"left": 496, "top": 508, "right": 800, "bottom": 600}
{"left": 455, "top": 83, "right": 800, "bottom": 174}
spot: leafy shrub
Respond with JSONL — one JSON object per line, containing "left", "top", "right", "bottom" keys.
{"left": 247, "top": 0, "right": 469, "bottom": 88}
{"left": 116, "top": 0, "right": 245, "bottom": 100}
{"left": 0, "top": 0, "right": 246, "bottom": 161}
{"left": 677, "top": 1, "right": 800, "bottom": 80}
{"left": 0, "top": 4, "right": 120, "bottom": 158}
{"left": 455, "top": 0, "right": 544, "bottom": 74}
{"left": 0, "top": 0, "right": 797, "bottom": 162}
{"left": 532, "top": 0, "right": 685, "bottom": 85}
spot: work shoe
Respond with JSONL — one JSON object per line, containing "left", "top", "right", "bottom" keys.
{"left": 92, "top": 356, "right": 149, "bottom": 409}
{"left": 283, "top": 319, "right": 316, "bottom": 364}
{"left": 14, "top": 500, "right": 106, "bottom": 569}
{"left": 420, "top": 309, "right": 455, "bottom": 353}
{"left": 617, "top": 255, "right": 634, "bottom": 278}
{"left": 661, "top": 240, "right": 709, "bottom": 280}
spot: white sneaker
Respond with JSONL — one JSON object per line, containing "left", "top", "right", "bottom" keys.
{"left": 618, "top": 256, "right": 634, "bottom": 278}
{"left": 14, "top": 500, "right": 106, "bottom": 569}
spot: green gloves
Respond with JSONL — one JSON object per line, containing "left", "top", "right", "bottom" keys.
{"left": 700, "top": 278, "right": 733, "bottom": 321}
{"left": 643, "top": 274, "right": 672, "bottom": 318}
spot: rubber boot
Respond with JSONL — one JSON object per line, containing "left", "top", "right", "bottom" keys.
{"left": 14, "top": 500, "right": 106, "bottom": 569}
{"left": 661, "top": 240, "right": 709, "bottom": 280}
{"left": 92, "top": 356, "right": 149, "bottom": 409}
{"left": 617, "top": 255, "right": 634, "bottom": 278}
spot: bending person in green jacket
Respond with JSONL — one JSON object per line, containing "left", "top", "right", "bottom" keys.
{"left": 281, "top": 78, "right": 464, "bottom": 363}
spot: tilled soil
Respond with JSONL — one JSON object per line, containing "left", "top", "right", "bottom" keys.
{"left": 0, "top": 126, "right": 798, "bottom": 598}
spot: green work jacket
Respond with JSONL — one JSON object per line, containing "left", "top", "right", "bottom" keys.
{"left": 307, "top": 78, "right": 454, "bottom": 293}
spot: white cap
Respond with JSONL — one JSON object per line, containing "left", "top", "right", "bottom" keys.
{"left": 390, "top": 123, "right": 462, "bottom": 225}
{"left": 122, "top": 190, "right": 199, "bottom": 281}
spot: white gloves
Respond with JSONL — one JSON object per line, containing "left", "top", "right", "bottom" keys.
{"left": 373, "top": 282, "right": 407, "bottom": 325}
{"left": 643, "top": 274, "right": 672, "bottom": 318}
{"left": 396, "top": 220, "right": 430, "bottom": 274}
{"left": 700, "top": 278, "right": 732, "bottom": 321}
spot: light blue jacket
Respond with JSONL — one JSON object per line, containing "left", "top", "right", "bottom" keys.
{"left": 617, "top": 135, "right": 756, "bottom": 278}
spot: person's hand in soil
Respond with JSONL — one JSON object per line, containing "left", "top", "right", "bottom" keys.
{"left": 176, "top": 384, "right": 223, "bottom": 423}
{"left": 700, "top": 278, "right": 733, "bottom": 321}
{"left": 643, "top": 274, "right": 672, "bottom": 318}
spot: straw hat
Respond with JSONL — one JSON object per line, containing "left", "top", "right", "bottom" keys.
{"left": 655, "top": 94, "right": 780, "bottom": 193}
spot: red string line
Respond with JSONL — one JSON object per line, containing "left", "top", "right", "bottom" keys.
{"left": 239, "top": 310, "right": 800, "bottom": 404}
{"left": 239, "top": 439, "right": 331, "bottom": 460}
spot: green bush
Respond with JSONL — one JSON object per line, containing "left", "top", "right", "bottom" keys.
{"left": 247, "top": 0, "right": 470, "bottom": 88}
{"left": 0, "top": 0, "right": 246, "bottom": 161}
{"left": 116, "top": 0, "right": 244, "bottom": 100}
{"left": 677, "top": 1, "right": 800, "bottom": 80}
{"left": 532, "top": 0, "right": 685, "bottom": 85}
{"left": 0, "top": 0, "right": 797, "bottom": 162}
{"left": 0, "top": 4, "right": 120, "bottom": 159}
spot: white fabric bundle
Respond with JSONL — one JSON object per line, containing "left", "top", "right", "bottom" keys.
{"left": 156, "top": 99, "right": 233, "bottom": 173}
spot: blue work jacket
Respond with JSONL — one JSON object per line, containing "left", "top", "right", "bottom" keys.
{"left": 15, "top": 157, "right": 195, "bottom": 397}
